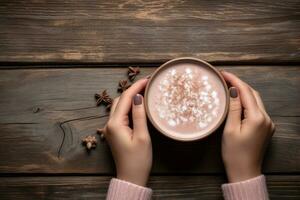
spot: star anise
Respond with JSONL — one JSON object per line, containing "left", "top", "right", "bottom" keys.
{"left": 95, "top": 89, "right": 113, "bottom": 109}
{"left": 128, "top": 66, "right": 140, "bottom": 81}
{"left": 82, "top": 135, "right": 97, "bottom": 150}
{"left": 105, "top": 98, "right": 113, "bottom": 110}
{"left": 118, "top": 80, "right": 131, "bottom": 93}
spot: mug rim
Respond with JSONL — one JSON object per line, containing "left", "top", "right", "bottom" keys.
{"left": 144, "top": 57, "right": 229, "bottom": 141}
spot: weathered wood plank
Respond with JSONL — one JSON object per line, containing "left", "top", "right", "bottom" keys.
{"left": 0, "top": 0, "right": 299, "bottom": 63}
{"left": 0, "top": 66, "right": 299, "bottom": 173}
{"left": 0, "top": 175, "right": 299, "bottom": 199}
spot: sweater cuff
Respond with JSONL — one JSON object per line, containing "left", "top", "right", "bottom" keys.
{"left": 222, "top": 175, "right": 269, "bottom": 200}
{"left": 106, "top": 178, "right": 152, "bottom": 200}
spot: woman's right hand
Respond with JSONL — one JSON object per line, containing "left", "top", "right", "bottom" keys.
{"left": 221, "top": 71, "right": 275, "bottom": 183}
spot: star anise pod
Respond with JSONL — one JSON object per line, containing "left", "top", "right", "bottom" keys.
{"left": 104, "top": 97, "right": 113, "bottom": 110}
{"left": 128, "top": 66, "right": 140, "bottom": 81}
{"left": 118, "top": 80, "right": 131, "bottom": 93}
{"left": 82, "top": 135, "right": 97, "bottom": 150}
{"left": 95, "top": 89, "right": 112, "bottom": 108}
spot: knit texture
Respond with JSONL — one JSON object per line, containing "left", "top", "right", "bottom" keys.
{"left": 222, "top": 175, "right": 269, "bottom": 200}
{"left": 106, "top": 178, "right": 152, "bottom": 200}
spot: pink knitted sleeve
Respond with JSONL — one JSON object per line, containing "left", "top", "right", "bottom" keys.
{"left": 222, "top": 175, "right": 269, "bottom": 200}
{"left": 106, "top": 178, "right": 152, "bottom": 200}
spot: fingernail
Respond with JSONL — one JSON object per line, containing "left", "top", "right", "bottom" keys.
{"left": 146, "top": 75, "right": 151, "bottom": 79}
{"left": 220, "top": 69, "right": 225, "bottom": 73}
{"left": 133, "top": 94, "right": 142, "bottom": 105}
{"left": 229, "top": 87, "right": 238, "bottom": 98}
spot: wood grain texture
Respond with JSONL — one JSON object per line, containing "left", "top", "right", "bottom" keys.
{"left": 0, "top": 175, "right": 299, "bottom": 199}
{"left": 0, "top": 66, "right": 299, "bottom": 174}
{"left": 0, "top": 0, "right": 299, "bottom": 63}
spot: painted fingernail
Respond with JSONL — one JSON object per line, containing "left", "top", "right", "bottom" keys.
{"left": 229, "top": 87, "right": 238, "bottom": 98}
{"left": 133, "top": 94, "right": 142, "bottom": 105}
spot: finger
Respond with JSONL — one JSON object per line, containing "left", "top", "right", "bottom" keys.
{"left": 251, "top": 89, "right": 275, "bottom": 132}
{"left": 221, "top": 71, "right": 259, "bottom": 117}
{"left": 271, "top": 123, "right": 276, "bottom": 135}
{"left": 110, "top": 97, "right": 120, "bottom": 117}
{"left": 224, "top": 87, "right": 242, "bottom": 133}
{"left": 251, "top": 89, "right": 268, "bottom": 115}
{"left": 132, "top": 94, "right": 149, "bottom": 139}
{"left": 114, "top": 78, "right": 149, "bottom": 117}
{"left": 98, "top": 97, "right": 120, "bottom": 139}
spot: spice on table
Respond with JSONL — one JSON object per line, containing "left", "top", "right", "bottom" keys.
{"left": 33, "top": 107, "right": 40, "bottom": 113}
{"left": 128, "top": 66, "right": 140, "bottom": 81}
{"left": 95, "top": 89, "right": 113, "bottom": 109}
{"left": 82, "top": 135, "right": 97, "bottom": 150}
{"left": 118, "top": 80, "right": 131, "bottom": 93}
{"left": 105, "top": 99, "right": 113, "bottom": 110}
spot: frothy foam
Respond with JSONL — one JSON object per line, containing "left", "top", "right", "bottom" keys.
{"left": 155, "top": 68, "right": 220, "bottom": 129}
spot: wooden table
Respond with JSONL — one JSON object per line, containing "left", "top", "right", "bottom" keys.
{"left": 0, "top": 1, "right": 299, "bottom": 199}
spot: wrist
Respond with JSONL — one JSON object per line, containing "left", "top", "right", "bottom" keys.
{"left": 117, "top": 172, "right": 149, "bottom": 187}
{"left": 226, "top": 165, "right": 261, "bottom": 183}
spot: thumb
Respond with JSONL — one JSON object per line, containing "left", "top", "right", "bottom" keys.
{"left": 132, "top": 94, "right": 149, "bottom": 138}
{"left": 224, "top": 87, "right": 242, "bottom": 133}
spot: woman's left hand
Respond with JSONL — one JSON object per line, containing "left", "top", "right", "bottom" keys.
{"left": 101, "top": 78, "right": 152, "bottom": 187}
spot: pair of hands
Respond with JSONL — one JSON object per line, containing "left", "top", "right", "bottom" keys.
{"left": 101, "top": 71, "right": 275, "bottom": 186}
